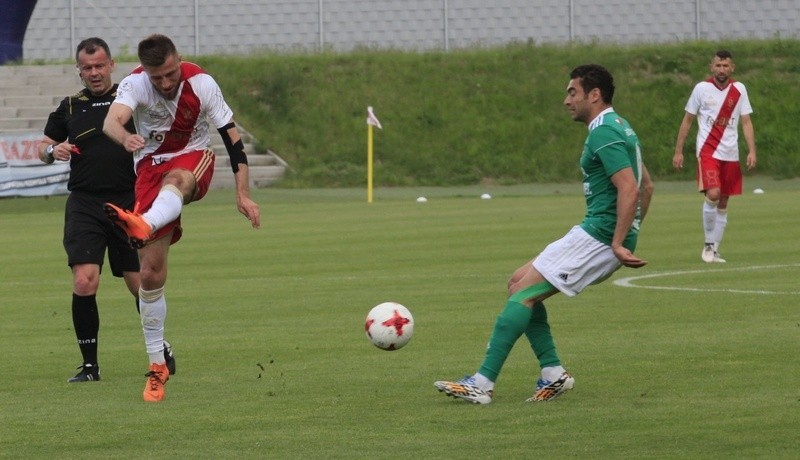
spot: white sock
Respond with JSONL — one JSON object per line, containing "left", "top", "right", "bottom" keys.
{"left": 713, "top": 209, "right": 728, "bottom": 252}
{"left": 541, "top": 365, "right": 566, "bottom": 382}
{"left": 140, "top": 287, "right": 167, "bottom": 364}
{"left": 702, "top": 199, "right": 718, "bottom": 244}
{"left": 472, "top": 373, "right": 494, "bottom": 391}
{"left": 142, "top": 185, "right": 184, "bottom": 231}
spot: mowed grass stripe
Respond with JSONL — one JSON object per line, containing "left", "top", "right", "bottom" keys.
{"left": 1, "top": 183, "right": 797, "bottom": 458}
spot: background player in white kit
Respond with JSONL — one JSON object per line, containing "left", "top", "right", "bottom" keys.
{"left": 673, "top": 49, "right": 757, "bottom": 263}
{"left": 103, "top": 34, "right": 261, "bottom": 402}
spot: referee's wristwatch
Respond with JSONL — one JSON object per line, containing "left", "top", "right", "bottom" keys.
{"left": 45, "top": 144, "right": 56, "bottom": 161}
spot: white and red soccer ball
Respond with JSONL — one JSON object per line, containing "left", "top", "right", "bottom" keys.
{"left": 365, "top": 302, "right": 414, "bottom": 351}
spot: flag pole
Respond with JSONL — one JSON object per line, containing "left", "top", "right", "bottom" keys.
{"left": 365, "top": 106, "right": 382, "bottom": 204}
{"left": 367, "top": 122, "right": 374, "bottom": 203}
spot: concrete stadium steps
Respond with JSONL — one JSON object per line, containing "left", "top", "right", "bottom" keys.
{"left": 210, "top": 148, "right": 289, "bottom": 189}
{"left": 0, "top": 63, "right": 286, "bottom": 188}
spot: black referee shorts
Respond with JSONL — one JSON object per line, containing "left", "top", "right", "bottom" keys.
{"left": 63, "top": 191, "right": 139, "bottom": 277}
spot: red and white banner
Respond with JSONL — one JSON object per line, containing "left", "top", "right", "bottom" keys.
{"left": 0, "top": 132, "right": 70, "bottom": 197}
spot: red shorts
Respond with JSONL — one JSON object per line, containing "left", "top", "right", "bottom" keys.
{"left": 135, "top": 149, "right": 215, "bottom": 245}
{"left": 696, "top": 156, "right": 742, "bottom": 196}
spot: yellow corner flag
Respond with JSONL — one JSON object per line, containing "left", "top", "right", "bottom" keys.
{"left": 366, "top": 106, "right": 382, "bottom": 203}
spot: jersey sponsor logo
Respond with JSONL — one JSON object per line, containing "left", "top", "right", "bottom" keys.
{"left": 145, "top": 108, "right": 170, "bottom": 120}
{"left": 703, "top": 115, "right": 735, "bottom": 127}
{"left": 148, "top": 129, "right": 192, "bottom": 145}
{"left": 145, "top": 101, "right": 171, "bottom": 120}
{"left": 702, "top": 94, "right": 717, "bottom": 107}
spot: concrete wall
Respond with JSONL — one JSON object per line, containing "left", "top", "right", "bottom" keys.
{"left": 20, "top": 0, "right": 800, "bottom": 61}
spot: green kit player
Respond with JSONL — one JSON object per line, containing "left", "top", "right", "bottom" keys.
{"left": 435, "top": 64, "right": 654, "bottom": 404}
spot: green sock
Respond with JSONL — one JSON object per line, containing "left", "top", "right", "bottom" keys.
{"left": 524, "top": 301, "right": 561, "bottom": 369}
{"left": 477, "top": 300, "right": 532, "bottom": 382}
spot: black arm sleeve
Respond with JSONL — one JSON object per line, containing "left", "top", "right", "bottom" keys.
{"left": 217, "top": 123, "right": 248, "bottom": 173}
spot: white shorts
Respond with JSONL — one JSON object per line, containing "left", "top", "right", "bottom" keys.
{"left": 532, "top": 225, "right": 621, "bottom": 297}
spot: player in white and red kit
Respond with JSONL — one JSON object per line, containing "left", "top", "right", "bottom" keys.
{"left": 102, "top": 34, "right": 261, "bottom": 402}
{"left": 673, "top": 49, "right": 756, "bottom": 263}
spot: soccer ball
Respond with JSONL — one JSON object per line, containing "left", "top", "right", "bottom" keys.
{"left": 365, "top": 302, "right": 414, "bottom": 351}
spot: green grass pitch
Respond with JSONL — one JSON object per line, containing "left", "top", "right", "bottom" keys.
{"left": 1, "top": 180, "right": 798, "bottom": 458}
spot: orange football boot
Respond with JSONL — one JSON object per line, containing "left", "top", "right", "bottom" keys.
{"left": 104, "top": 203, "right": 153, "bottom": 249}
{"left": 143, "top": 362, "right": 170, "bottom": 402}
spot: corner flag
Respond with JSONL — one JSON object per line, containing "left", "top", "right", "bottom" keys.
{"left": 367, "top": 106, "right": 382, "bottom": 129}
{"left": 366, "top": 106, "right": 382, "bottom": 203}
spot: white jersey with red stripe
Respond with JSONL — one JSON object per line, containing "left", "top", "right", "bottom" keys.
{"left": 684, "top": 78, "right": 753, "bottom": 162}
{"left": 114, "top": 61, "right": 233, "bottom": 169}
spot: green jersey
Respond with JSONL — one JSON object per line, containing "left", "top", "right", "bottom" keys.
{"left": 578, "top": 108, "right": 643, "bottom": 251}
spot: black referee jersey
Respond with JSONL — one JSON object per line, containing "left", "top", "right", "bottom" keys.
{"left": 43, "top": 84, "right": 137, "bottom": 199}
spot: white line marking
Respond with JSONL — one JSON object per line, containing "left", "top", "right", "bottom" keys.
{"left": 613, "top": 264, "right": 800, "bottom": 295}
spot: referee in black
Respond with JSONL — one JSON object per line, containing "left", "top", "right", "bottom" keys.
{"left": 39, "top": 37, "right": 174, "bottom": 382}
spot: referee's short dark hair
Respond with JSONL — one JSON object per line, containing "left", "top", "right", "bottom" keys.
{"left": 76, "top": 37, "right": 111, "bottom": 62}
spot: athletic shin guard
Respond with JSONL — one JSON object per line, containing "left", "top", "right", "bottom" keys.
{"left": 477, "top": 300, "right": 532, "bottom": 382}
{"left": 524, "top": 301, "right": 561, "bottom": 369}
{"left": 72, "top": 293, "right": 99, "bottom": 365}
{"left": 139, "top": 287, "right": 167, "bottom": 364}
